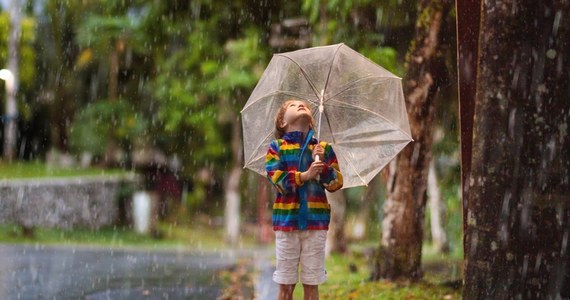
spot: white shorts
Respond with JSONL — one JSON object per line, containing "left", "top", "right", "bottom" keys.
{"left": 273, "top": 230, "right": 327, "bottom": 285}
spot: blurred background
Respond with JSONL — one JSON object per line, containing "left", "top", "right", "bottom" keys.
{"left": 0, "top": 0, "right": 461, "bottom": 298}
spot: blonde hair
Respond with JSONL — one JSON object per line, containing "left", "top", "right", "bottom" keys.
{"left": 274, "top": 99, "right": 315, "bottom": 139}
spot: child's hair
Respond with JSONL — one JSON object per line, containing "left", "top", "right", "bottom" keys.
{"left": 274, "top": 99, "right": 315, "bottom": 139}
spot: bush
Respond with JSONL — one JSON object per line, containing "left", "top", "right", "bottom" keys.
{"left": 69, "top": 99, "right": 147, "bottom": 158}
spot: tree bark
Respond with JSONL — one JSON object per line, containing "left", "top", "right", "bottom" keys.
{"left": 102, "top": 39, "right": 124, "bottom": 166}
{"left": 326, "top": 190, "right": 347, "bottom": 255}
{"left": 373, "top": 0, "right": 452, "bottom": 281}
{"left": 464, "top": 1, "right": 570, "bottom": 298}
{"left": 108, "top": 39, "right": 120, "bottom": 102}
{"left": 46, "top": 0, "right": 72, "bottom": 153}
{"left": 257, "top": 177, "right": 272, "bottom": 244}
{"left": 224, "top": 116, "right": 242, "bottom": 245}
{"left": 428, "top": 159, "right": 449, "bottom": 253}
{"left": 455, "top": 0, "right": 481, "bottom": 250}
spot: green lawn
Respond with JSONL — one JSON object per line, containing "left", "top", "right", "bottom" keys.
{"left": 0, "top": 161, "right": 132, "bottom": 180}
{"left": 289, "top": 244, "right": 463, "bottom": 300}
{"left": 0, "top": 223, "right": 256, "bottom": 251}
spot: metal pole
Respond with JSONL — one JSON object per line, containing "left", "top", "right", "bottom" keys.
{"left": 316, "top": 89, "right": 324, "bottom": 141}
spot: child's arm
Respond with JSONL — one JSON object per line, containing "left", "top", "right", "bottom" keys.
{"left": 318, "top": 142, "right": 343, "bottom": 192}
{"left": 265, "top": 140, "right": 303, "bottom": 195}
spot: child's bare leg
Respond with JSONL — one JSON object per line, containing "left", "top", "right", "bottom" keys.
{"left": 303, "top": 284, "right": 318, "bottom": 300}
{"left": 278, "top": 284, "right": 295, "bottom": 300}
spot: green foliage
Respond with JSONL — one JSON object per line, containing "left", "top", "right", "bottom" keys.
{"left": 211, "top": 28, "right": 267, "bottom": 117}
{"left": 302, "top": 0, "right": 416, "bottom": 40}
{"left": 150, "top": 20, "right": 226, "bottom": 167}
{"left": 301, "top": 0, "right": 406, "bottom": 78}
{"left": 0, "top": 13, "right": 36, "bottom": 89}
{"left": 149, "top": 18, "right": 267, "bottom": 207}
{"left": 69, "top": 99, "right": 147, "bottom": 156}
{"left": 76, "top": 14, "right": 148, "bottom": 55}
{"left": 360, "top": 46, "right": 403, "bottom": 76}
{"left": 149, "top": 22, "right": 266, "bottom": 158}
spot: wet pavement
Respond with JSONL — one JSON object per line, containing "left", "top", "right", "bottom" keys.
{"left": 0, "top": 244, "right": 238, "bottom": 299}
{"left": 254, "top": 250, "right": 278, "bottom": 300}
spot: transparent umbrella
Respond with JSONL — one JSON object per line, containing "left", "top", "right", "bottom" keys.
{"left": 241, "top": 43, "right": 413, "bottom": 188}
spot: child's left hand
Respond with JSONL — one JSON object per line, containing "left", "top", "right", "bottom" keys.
{"left": 312, "top": 144, "right": 325, "bottom": 161}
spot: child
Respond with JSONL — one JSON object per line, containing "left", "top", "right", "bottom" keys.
{"left": 265, "top": 99, "right": 343, "bottom": 300}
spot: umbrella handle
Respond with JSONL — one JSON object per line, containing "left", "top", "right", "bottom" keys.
{"left": 315, "top": 154, "right": 320, "bottom": 181}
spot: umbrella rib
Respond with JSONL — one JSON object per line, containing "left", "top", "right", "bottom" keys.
{"left": 322, "top": 44, "right": 344, "bottom": 97}
{"left": 335, "top": 148, "right": 368, "bottom": 187}
{"left": 324, "top": 76, "right": 397, "bottom": 103}
{"left": 244, "top": 129, "right": 275, "bottom": 169}
{"left": 322, "top": 107, "right": 336, "bottom": 144}
{"left": 275, "top": 54, "right": 321, "bottom": 99}
{"left": 241, "top": 91, "right": 317, "bottom": 113}
{"left": 327, "top": 98, "right": 413, "bottom": 141}
{"left": 243, "top": 152, "right": 267, "bottom": 170}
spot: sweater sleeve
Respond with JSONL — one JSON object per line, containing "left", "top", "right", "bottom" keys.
{"left": 265, "top": 140, "right": 303, "bottom": 195}
{"left": 318, "top": 142, "right": 343, "bottom": 192}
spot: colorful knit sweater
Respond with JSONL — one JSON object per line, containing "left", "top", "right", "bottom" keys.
{"left": 265, "top": 130, "right": 343, "bottom": 231}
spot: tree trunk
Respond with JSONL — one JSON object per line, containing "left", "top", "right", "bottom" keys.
{"left": 326, "top": 190, "right": 347, "bottom": 255}
{"left": 46, "top": 0, "right": 72, "bottom": 153}
{"left": 257, "top": 177, "right": 272, "bottom": 244}
{"left": 108, "top": 39, "right": 120, "bottom": 102}
{"left": 455, "top": 0, "right": 481, "bottom": 246}
{"left": 463, "top": 1, "right": 570, "bottom": 298}
{"left": 373, "top": 0, "right": 452, "bottom": 281}
{"left": 102, "top": 39, "right": 123, "bottom": 166}
{"left": 427, "top": 159, "right": 449, "bottom": 253}
{"left": 224, "top": 117, "right": 242, "bottom": 245}
{"left": 3, "top": 0, "right": 21, "bottom": 162}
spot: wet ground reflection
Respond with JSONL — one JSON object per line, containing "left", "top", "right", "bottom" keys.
{"left": 0, "top": 244, "right": 235, "bottom": 299}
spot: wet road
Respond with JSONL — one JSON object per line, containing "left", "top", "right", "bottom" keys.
{"left": 0, "top": 244, "right": 236, "bottom": 299}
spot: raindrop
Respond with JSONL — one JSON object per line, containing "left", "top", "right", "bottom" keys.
{"left": 546, "top": 49, "right": 557, "bottom": 59}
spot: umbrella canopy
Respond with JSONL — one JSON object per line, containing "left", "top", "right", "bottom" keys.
{"left": 241, "top": 43, "right": 412, "bottom": 188}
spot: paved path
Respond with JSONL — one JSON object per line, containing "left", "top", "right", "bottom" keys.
{"left": 254, "top": 248, "right": 279, "bottom": 300}
{"left": 0, "top": 244, "right": 238, "bottom": 299}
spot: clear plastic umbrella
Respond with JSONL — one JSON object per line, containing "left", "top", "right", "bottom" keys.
{"left": 241, "top": 43, "right": 413, "bottom": 188}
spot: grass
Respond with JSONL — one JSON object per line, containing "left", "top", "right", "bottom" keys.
{"left": 0, "top": 222, "right": 257, "bottom": 251}
{"left": 290, "top": 244, "right": 462, "bottom": 299}
{"left": 0, "top": 160, "right": 132, "bottom": 180}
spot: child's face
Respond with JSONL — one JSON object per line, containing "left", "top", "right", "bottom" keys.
{"left": 282, "top": 100, "right": 312, "bottom": 129}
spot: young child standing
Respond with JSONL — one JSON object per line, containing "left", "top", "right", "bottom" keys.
{"left": 265, "top": 99, "right": 343, "bottom": 300}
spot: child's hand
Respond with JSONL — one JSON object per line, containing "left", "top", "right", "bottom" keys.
{"left": 300, "top": 161, "right": 324, "bottom": 182}
{"left": 312, "top": 144, "right": 325, "bottom": 160}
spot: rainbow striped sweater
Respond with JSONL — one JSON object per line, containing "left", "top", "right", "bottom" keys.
{"left": 265, "top": 131, "right": 343, "bottom": 231}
